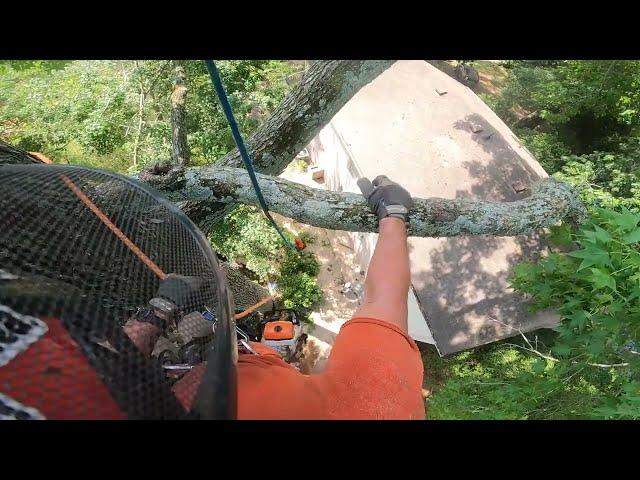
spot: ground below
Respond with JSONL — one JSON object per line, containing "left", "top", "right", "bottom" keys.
{"left": 277, "top": 161, "right": 367, "bottom": 374}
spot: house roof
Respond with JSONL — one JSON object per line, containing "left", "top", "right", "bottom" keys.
{"left": 327, "top": 61, "right": 557, "bottom": 354}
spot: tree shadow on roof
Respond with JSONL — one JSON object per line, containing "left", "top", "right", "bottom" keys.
{"left": 413, "top": 113, "right": 557, "bottom": 355}
{"left": 452, "top": 113, "right": 541, "bottom": 201}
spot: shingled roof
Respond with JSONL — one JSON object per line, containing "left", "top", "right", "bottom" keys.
{"left": 308, "top": 61, "right": 558, "bottom": 354}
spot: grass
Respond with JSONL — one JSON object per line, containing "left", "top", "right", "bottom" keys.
{"left": 421, "top": 329, "right": 558, "bottom": 419}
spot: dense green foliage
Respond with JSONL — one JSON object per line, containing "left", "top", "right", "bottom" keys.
{"left": 209, "top": 205, "right": 323, "bottom": 311}
{"left": 554, "top": 140, "right": 640, "bottom": 211}
{"left": 427, "top": 60, "right": 640, "bottom": 419}
{"left": 483, "top": 60, "right": 640, "bottom": 206}
{"left": 210, "top": 205, "right": 285, "bottom": 280}
{"left": 1, "top": 59, "right": 321, "bottom": 312}
{"left": 0, "top": 60, "right": 301, "bottom": 172}
{"left": 426, "top": 211, "right": 640, "bottom": 419}
{"left": 278, "top": 249, "right": 323, "bottom": 310}
{"left": 512, "top": 213, "right": 640, "bottom": 417}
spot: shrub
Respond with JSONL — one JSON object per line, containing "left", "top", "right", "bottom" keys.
{"left": 278, "top": 251, "right": 322, "bottom": 310}
{"left": 209, "top": 205, "right": 323, "bottom": 311}
{"left": 509, "top": 210, "right": 640, "bottom": 419}
{"left": 428, "top": 209, "right": 640, "bottom": 419}
{"left": 517, "top": 129, "right": 572, "bottom": 173}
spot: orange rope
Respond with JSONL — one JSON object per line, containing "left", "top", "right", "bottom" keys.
{"left": 28, "top": 151, "right": 53, "bottom": 164}
{"left": 62, "top": 174, "right": 272, "bottom": 317}
{"left": 234, "top": 295, "right": 273, "bottom": 320}
{"left": 61, "top": 175, "right": 168, "bottom": 280}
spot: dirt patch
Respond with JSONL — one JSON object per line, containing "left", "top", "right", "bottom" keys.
{"left": 427, "top": 60, "right": 509, "bottom": 97}
{"left": 471, "top": 60, "right": 509, "bottom": 96}
{"left": 276, "top": 163, "right": 368, "bottom": 372}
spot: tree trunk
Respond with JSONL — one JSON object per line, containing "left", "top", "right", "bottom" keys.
{"left": 216, "top": 60, "right": 395, "bottom": 175}
{"left": 512, "top": 110, "right": 542, "bottom": 129}
{"left": 170, "top": 60, "right": 190, "bottom": 167}
{"left": 132, "top": 69, "right": 146, "bottom": 168}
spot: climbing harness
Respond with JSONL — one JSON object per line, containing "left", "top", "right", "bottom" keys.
{"left": 204, "top": 60, "right": 300, "bottom": 251}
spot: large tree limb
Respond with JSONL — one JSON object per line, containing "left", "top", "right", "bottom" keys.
{"left": 1, "top": 139, "right": 586, "bottom": 237}
{"left": 216, "top": 60, "right": 395, "bottom": 175}
{"left": 141, "top": 60, "right": 397, "bottom": 226}
{"left": 162, "top": 166, "right": 587, "bottom": 237}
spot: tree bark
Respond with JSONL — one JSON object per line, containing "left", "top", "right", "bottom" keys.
{"left": 216, "top": 60, "right": 395, "bottom": 175}
{"left": 132, "top": 60, "right": 146, "bottom": 169}
{"left": 150, "top": 165, "right": 587, "bottom": 237}
{"left": 170, "top": 60, "right": 190, "bottom": 167}
{"left": 512, "top": 110, "right": 542, "bottom": 129}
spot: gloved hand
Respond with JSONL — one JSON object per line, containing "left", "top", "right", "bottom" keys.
{"left": 357, "top": 175, "right": 413, "bottom": 223}
{"left": 156, "top": 274, "right": 205, "bottom": 311}
{"left": 146, "top": 274, "right": 207, "bottom": 328}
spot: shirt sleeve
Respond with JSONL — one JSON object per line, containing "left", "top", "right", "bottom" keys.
{"left": 318, "top": 317, "right": 425, "bottom": 419}
{"left": 173, "top": 318, "right": 426, "bottom": 419}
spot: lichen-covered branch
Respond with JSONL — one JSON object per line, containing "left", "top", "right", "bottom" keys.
{"left": 216, "top": 60, "right": 395, "bottom": 175}
{"left": 2, "top": 116, "right": 586, "bottom": 241}
{"left": 163, "top": 166, "right": 587, "bottom": 237}
{"left": 0, "top": 55, "right": 587, "bottom": 239}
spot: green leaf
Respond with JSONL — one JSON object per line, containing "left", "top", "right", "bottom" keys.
{"left": 612, "top": 209, "right": 639, "bottom": 232}
{"left": 622, "top": 228, "right": 640, "bottom": 244}
{"left": 588, "top": 268, "right": 616, "bottom": 291}
{"left": 594, "top": 406, "right": 617, "bottom": 418}
{"left": 554, "top": 343, "right": 572, "bottom": 356}
{"left": 622, "top": 381, "right": 640, "bottom": 395}
{"left": 567, "top": 247, "right": 611, "bottom": 271}
{"left": 510, "top": 263, "right": 542, "bottom": 282}
{"left": 566, "top": 310, "right": 589, "bottom": 332}
{"left": 531, "top": 359, "right": 546, "bottom": 374}
{"left": 598, "top": 313, "right": 621, "bottom": 330}
{"left": 587, "top": 339, "right": 605, "bottom": 355}
{"left": 593, "top": 225, "right": 613, "bottom": 244}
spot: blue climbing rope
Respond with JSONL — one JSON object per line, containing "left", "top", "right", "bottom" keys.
{"left": 205, "top": 60, "right": 296, "bottom": 251}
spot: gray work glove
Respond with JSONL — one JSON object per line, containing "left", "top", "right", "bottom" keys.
{"left": 357, "top": 175, "right": 413, "bottom": 223}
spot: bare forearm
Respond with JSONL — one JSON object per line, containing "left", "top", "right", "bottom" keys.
{"left": 354, "top": 217, "right": 410, "bottom": 332}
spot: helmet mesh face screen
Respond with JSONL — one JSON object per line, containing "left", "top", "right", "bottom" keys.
{"left": 0, "top": 164, "right": 232, "bottom": 419}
